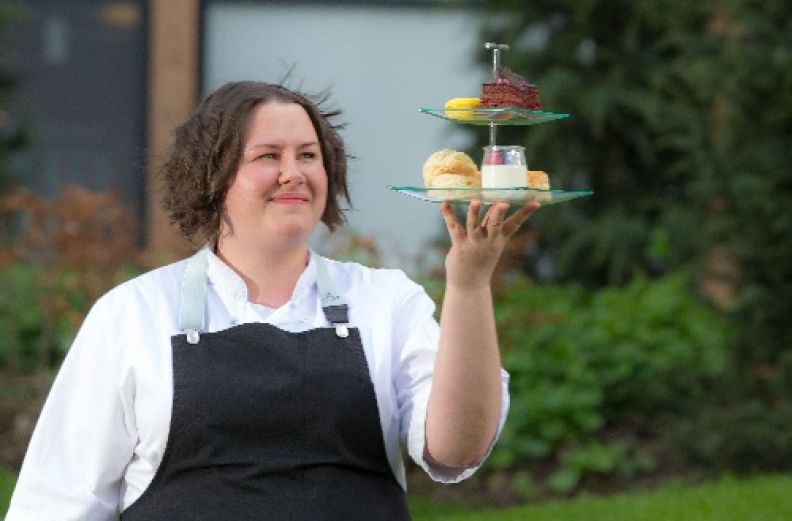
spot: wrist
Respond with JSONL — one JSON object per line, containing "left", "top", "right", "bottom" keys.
{"left": 444, "top": 279, "right": 492, "bottom": 295}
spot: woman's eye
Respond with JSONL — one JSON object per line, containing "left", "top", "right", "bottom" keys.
{"left": 257, "top": 152, "right": 278, "bottom": 160}
{"left": 299, "top": 152, "right": 317, "bottom": 160}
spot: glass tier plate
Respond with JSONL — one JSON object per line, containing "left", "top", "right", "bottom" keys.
{"left": 388, "top": 186, "right": 593, "bottom": 205}
{"left": 419, "top": 107, "right": 570, "bottom": 126}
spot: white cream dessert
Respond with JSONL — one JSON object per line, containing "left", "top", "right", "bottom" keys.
{"left": 480, "top": 146, "right": 551, "bottom": 190}
{"left": 481, "top": 146, "right": 529, "bottom": 194}
{"left": 481, "top": 164, "right": 527, "bottom": 188}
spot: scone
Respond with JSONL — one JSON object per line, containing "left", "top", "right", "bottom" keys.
{"left": 526, "top": 170, "right": 551, "bottom": 202}
{"left": 422, "top": 149, "right": 481, "bottom": 188}
{"left": 526, "top": 170, "right": 550, "bottom": 190}
{"left": 430, "top": 173, "right": 479, "bottom": 188}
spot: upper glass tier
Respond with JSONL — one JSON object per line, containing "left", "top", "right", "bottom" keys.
{"left": 419, "top": 107, "right": 570, "bottom": 126}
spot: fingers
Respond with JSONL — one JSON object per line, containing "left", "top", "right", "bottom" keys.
{"left": 481, "top": 202, "right": 509, "bottom": 230}
{"left": 440, "top": 201, "right": 464, "bottom": 242}
{"left": 467, "top": 200, "right": 486, "bottom": 238}
{"left": 466, "top": 200, "right": 482, "bottom": 228}
{"left": 443, "top": 199, "right": 540, "bottom": 243}
{"left": 502, "top": 201, "right": 540, "bottom": 236}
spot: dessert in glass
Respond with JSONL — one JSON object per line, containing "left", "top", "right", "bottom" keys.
{"left": 481, "top": 145, "right": 528, "bottom": 198}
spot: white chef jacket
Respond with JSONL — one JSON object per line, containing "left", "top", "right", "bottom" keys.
{"left": 7, "top": 249, "right": 510, "bottom": 521}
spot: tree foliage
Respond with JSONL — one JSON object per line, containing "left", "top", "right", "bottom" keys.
{"left": 475, "top": 0, "right": 792, "bottom": 475}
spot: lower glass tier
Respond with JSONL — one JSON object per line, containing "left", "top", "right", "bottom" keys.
{"left": 387, "top": 186, "right": 593, "bottom": 205}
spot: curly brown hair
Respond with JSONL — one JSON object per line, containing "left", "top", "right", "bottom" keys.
{"left": 161, "top": 81, "right": 350, "bottom": 246}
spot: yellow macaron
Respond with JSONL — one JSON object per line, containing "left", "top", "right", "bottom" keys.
{"left": 444, "top": 97, "right": 481, "bottom": 120}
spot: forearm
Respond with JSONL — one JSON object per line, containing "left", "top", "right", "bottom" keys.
{"left": 425, "top": 282, "right": 503, "bottom": 467}
{"left": 424, "top": 199, "right": 538, "bottom": 468}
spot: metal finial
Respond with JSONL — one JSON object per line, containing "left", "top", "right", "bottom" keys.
{"left": 485, "top": 42, "right": 510, "bottom": 80}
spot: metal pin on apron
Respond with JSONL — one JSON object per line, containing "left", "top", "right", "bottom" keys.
{"left": 335, "top": 325, "right": 349, "bottom": 338}
{"left": 186, "top": 329, "right": 200, "bottom": 344}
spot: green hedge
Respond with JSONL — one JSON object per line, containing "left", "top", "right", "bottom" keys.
{"left": 0, "top": 261, "right": 142, "bottom": 373}
{"left": 0, "top": 187, "right": 144, "bottom": 373}
{"left": 489, "top": 271, "right": 733, "bottom": 494}
{"left": 0, "top": 263, "right": 78, "bottom": 372}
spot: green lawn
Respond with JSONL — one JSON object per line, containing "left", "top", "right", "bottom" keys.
{"left": 2, "top": 468, "right": 790, "bottom": 520}
{"left": 408, "top": 474, "right": 792, "bottom": 521}
{"left": 0, "top": 465, "right": 15, "bottom": 517}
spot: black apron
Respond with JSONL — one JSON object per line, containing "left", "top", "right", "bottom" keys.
{"left": 121, "top": 249, "right": 411, "bottom": 520}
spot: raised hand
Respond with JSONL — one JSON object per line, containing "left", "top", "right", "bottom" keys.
{"left": 440, "top": 200, "right": 540, "bottom": 290}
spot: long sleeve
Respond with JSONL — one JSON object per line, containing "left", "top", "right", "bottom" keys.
{"left": 6, "top": 294, "right": 137, "bottom": 521}
{"left": 389, "top": 271, "right": 510, "bottom": 483}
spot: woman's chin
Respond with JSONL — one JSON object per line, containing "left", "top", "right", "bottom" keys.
{"left": 268, "top": 219, "right": 318, "bottom": 244}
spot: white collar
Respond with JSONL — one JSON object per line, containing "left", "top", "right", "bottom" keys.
{"left": 204, "top": 247, "right": 319, "bottom": 310}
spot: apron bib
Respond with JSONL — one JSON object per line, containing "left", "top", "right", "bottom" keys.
{"left": 121, "top": 249, "right": 411, "bottom": 520}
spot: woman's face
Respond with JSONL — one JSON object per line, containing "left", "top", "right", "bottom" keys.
{"left": 220, "top": 101, "right": 328, "bottom": 249}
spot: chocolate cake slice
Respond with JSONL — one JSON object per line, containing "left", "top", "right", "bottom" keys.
{"left": 480, "top": 67, "right": 542, "bottom": 110}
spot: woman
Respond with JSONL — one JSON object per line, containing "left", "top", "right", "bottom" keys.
{"left": 7, "top": 81, "right": 539, "bottom": 520}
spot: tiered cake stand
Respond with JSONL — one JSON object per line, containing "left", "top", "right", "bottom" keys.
{"left": 389, "top": 42, "right": 593, "bottom": 206}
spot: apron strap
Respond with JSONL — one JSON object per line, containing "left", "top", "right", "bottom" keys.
{"left": 179, "top": 249, "right": 351, "bottom": 342}
{"left": 314, "top": 255, "right": 351, "bottom": 338}
{"left": 179, "top": 247, "right": 209, "bottom": 344}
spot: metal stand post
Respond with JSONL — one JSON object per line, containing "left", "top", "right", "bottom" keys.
{"left": 484, "top": 42, "right": 510, "bottom": 147}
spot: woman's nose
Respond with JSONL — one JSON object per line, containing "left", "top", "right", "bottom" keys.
{"left": 278, "top": 157, "right": 306, "bottom": 185}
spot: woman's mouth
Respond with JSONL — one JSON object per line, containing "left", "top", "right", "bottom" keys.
{"left": 269, "top": 193, "right": 309, "bottom": 204}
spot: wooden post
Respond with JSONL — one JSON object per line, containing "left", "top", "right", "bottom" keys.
{"left": 145, "top": 0, "right": 200, "bottom": 257}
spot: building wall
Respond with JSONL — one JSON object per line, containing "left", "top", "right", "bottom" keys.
{"left": 204, "top": 2, "right": 485, "bottom": 266}
{"left": 146, "top": 0, "right": 199, "bottom": 254}
{"left": 5, "top": 0, "right": 148, "bottom": 235}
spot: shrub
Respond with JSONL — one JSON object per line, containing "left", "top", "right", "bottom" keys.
{"left": 489, "top": 272, "right": 734, "bottom": 493}
{"left": 675, "top": 396, "right": 792, "bottom": 475}
{"left": 0, "top": 263, "right": 80, "bottom": 371}
{"left": 0, "top": 186, "right": 144, "bottom": 372}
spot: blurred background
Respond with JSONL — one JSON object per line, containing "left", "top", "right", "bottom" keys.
{"left": 1, "top": 0, "right": 790, "bottom": 518}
